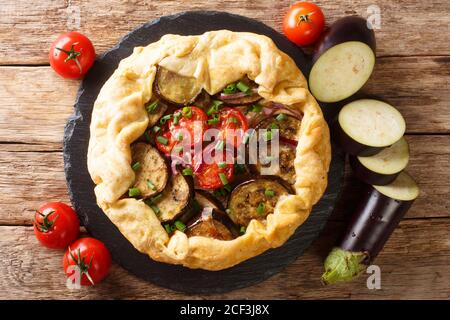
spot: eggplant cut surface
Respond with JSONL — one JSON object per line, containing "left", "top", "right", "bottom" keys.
{"left": 373, "top": 171, "right": 419, "bottom": 201}
{"left": 256, "top": 114, "right": 302, "bottom": 141}
{"left": 350, "top": 137, "right": 410, "bottom": 185}
{"left": 252, "top": 142, "right": 296, "bottom": 185}
{"left": 336, "top": 99, "right": 406, "bottom": 155}
{"left": 156, "top": 172, "right": 193, "bottom": 222}
{"left": 155, "top": 66, "right": 202, "bottom": 105}
{"left": 146, "top": 100, "right": 168, "bottom": 127}
{"left": 186, "top": 214, "right": 235, "bottom": 240}
{"left": 131, "top": 143, "right": 169, "bottom": 198}
{"left": 309, "top": 16, "right": 376, "bottom": 103}
{"left": 228, "top": 178, "right": 290, "bottom": 226}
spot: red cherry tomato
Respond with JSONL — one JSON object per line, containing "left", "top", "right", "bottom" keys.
{"left": 195, "top": 143, "right": 234, "bottom": 190}
{"left": 49, "top": 31, "right": 96, "bottom": 79}
{"left": 33, "top": 202, "right": 80, "bottom": 249}
{"left": 63, "top": 237, "right": 111, "bottom": 286}
{"left": 156, "top": 106, "right": 208, "bottom": 155}
{"left": 213, "top": 108, "right": 249, "bottom": 148}
{"left": 283, "top": 2, "right": 325, "bottom": 46}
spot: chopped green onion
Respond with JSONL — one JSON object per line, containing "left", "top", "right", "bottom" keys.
{"left": 218, "top": 162, "right": 227, "bottom": 169}
{"left": 174, "top": 220, "right": 186, "bottom": 232}
{"left": 182, "top": 106, "right": 192, "bottom": 118}
{"left": 207, "top": 115, "right": 220, "bottom": 125}
{"left": 207, "top": 101, "right": 223, "bottom": 116}
{"left": 223, "top": 184, "right": 232, "bottom": 192}
{"left": 249, "top": 103, "right": 262, "bottom": 113}
{"left": 182, "top": 168, "right": 193, "bottom": 176}
{"left": 268, "top": 122, "right": 279, "bottom": 130}
{"left": 264, "top": 130, "right": 273, "bottom": 141}
{"left": 236, "top": 81, "right": 250, "bottom": 94}
{"left": 240, "top": 226, "right": 246, "bottom": 234}
{"left": 159, "top": 114, "right": 172, "bottom": 125}
{"left": 173, "top": 112, "right": 180, "bottom": 125}
{"left": 146, "top": 100, "right": 159, "bottom": 114}
{"left": 218, "top": 172, "right": 229, "bottom": 186}
{"left": 157, "top": 136, "right": 169, "bottom": 145}
{"left": 164, "top": 224, "right": 172, "bottom": 234}
{"left": 147, "top": 180, "right": 156, "bottom": 190}
{"left": 265, "top": 189, "right": 275, "bottom": 197}
{"left": 174, "top": 145, "right": 183, "bottom": 153}
{"left": 150, "top": 193, "right": 163, "bottom": 204}
{"left": 131, "top": 162, "right": 141, "bottom": 171}
{"left": 213, "top": 188, "right": 228, "bottom": 197}
{"left": 228, "top": 117, "right": 238, "bottom": 124}
{"left": 176, "top": 133, "right": 183, "bottom": 141}
{"left": 256, "top": 202, "right": 265, "bottom": 215}
{"left": 153, "top": 125, "right": 161, "bottom": 133}
{"left": 276, "top": 113, "right": 287, "bottom": 121}
{"left": 128, "top": 187, "right": 140, "bottom": 197}
{"left": 223, "top": 83, "right": 237, "bottom": 94}
{"left": 150, "top": 204, "right": 160, "bottom": 215}
{"left": 144, "top": 131, "right": 151, "bottom": 142}
{"left": 215, "top": 140, "right": 224, "bottom": 151}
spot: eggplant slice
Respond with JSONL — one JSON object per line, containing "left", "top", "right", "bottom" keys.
{"left": 252, "top": 142, "right": 297, "bottom": 185}
{"left": 194, "top": 190, "right": 226, "bottom": 212}
{"left": 336, "top": 99, "right": 406, "bottom": 156}
{"left": 146, "top": 99, "right": 168, "bottom": 127}
{"left": 228, "top": 177, "right": 290, "bottom": 226}
{"left": 350, "top": 137, "right": 410, "bottom": 185}
{"left": 309, "top": 16, "right": 376, "bottom": 103}
{"left": 156, "top": 172, "right": 193, "bottom": 223}
{"left": 256, "top": 115, "right": 302, "bottom": 141}
{"left": 186, "top": 212, "right": 235, "bottom": 240}
{"left": 131, "top": 143, "right": 169, "bottom": 198}
{"left": 155, "top": 66, "right": 202, "bottom": 105}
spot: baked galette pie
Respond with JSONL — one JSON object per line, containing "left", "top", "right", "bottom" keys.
{"left": 87, "top": 30, "right": 331, "bottom": 270}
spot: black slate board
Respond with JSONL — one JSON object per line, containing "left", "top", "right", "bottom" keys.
{"left": 63, "top": 11, "right": 345, "bottom": 294}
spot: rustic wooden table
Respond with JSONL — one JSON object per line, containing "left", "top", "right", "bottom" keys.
{"left": 0, "top": 0, "right": 449, "bottom": 300}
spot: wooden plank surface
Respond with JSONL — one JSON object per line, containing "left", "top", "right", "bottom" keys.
{"left": 0, "top": 219, "right": 448, "bottom": 299}
{"left": 0, "top": 135, "right": 448, "bottom": 225}
{"left": 0, "top": 0, "right": 449, "bottom": 65}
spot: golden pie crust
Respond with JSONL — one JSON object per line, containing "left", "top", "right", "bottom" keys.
{"left": 87, "top": 30, "right": 331, "bottom": 270}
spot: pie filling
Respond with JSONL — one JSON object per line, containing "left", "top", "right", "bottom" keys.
{"left": 127, "top": 67, "right": 303, "bottom": 240}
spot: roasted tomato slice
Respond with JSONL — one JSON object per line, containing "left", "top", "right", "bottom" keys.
{"left": 195, "top": 143, "right": 234, "bottom": 190}
{"left": 213, "top": 107, "right": 249, "bottom": 148}
{"left": 155, "top": 106, "right": 208, "bottom": 155}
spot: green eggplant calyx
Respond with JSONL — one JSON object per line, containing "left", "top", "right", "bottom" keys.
{"left": 321, "top": 247, "right": 368, "bottom": 285}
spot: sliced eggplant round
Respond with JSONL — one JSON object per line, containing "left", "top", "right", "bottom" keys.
{"left": 350, "top": 137, "right": 410, "bottom": 185}
{"left": 309, "top": 16, "right": 376, "bottom": 103}
{"left": 251, "top": 142, "right": 296, "bottom": 185}
{"left": 194, "top": 190, "right": 226, "bottom": 212}
{"left": 227, "top": 177, "right": 291, "bottom": 226}
{"left": 131, "top": 143, "right": 169, "bottom": 198}
{"left": 185, "top": 211, "right": 236, "bottom": 240}
{"left": 155, "top": 172, "right": 194, "bottom": 223}
{"left": 256, "top": 114, "right": 302, "bottom": 141}
{"left": 146, "top": 99, "right": 168, "bottom": 128}
{"left": 155, "top": 66, "right": 202, "bottom": 105}
{"left": 336, "top": 99, "right": 406, "bottom": 156}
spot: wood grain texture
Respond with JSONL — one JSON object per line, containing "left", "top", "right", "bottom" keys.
{"left": 0, "top": 55, "right": 448, "bottom": 149}
{"left": 0, "top": 220, "right": 448, "bottom": 299}
{"left": 0, "top": 0, "right": 449, "bottom": 65}
{"left": 0, "top": 135, "right": 448, "bottom": 225}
